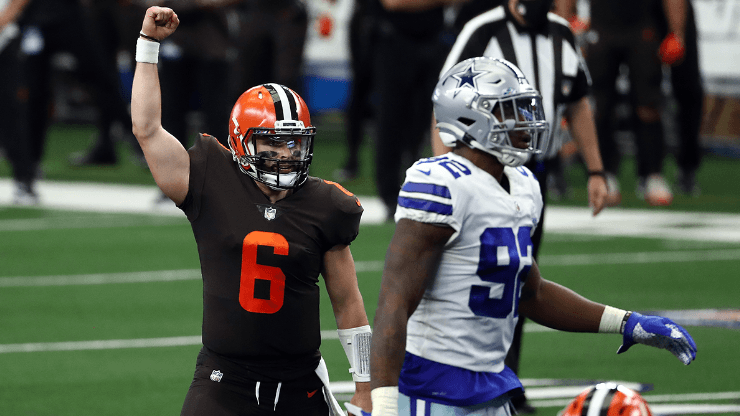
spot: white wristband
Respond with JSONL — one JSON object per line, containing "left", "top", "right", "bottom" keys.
{"left": 338, "top": 325, "right": 372, "bottom": 382}
{"left": 136, "top": 37, "right": 160, "bottom": 64}
{"left": 599, "top": 305, "right": 628, "bottom": 334}
{"left": 371, "top": 386, "right": 399, "bottom": 416}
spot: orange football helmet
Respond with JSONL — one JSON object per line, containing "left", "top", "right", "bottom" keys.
{"left": 560, "top": 383, "right": 652, "bottom": 416}
{"left": 228, "top": 83, "right": 316, "bottom": 190}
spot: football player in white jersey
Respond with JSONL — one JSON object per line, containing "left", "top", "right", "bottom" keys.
{"left": 369, "top": 57, "right": 697, "bottom": 416}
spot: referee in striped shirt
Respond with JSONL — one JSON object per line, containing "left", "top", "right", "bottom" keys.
{"left": 431, "top": 0, "right": 608, "bottom": 411}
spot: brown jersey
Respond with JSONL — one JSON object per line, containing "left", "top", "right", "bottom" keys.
{"left": 179, "top": 134, "right": 363, "bottom": 380}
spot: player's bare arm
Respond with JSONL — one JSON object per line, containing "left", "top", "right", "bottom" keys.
{"left": 130, "top": 6, "right": 190, "bottom": 204}
{"left": 566, "top": 97, "right": 608, "bottom": 216}
{"left": 323, "top": 245, "right": 369, "bottom": 330}
{"left": 370, "top": 219, "right": 455, "bottom": 389}
{"left": 519, "top": 260, "right": 604, "bottom": 332}
{"left": 323, "top": 244, "right": 372, "bottom": 412}
{"left": 520, "top": 260, "right": 696, "bottom": 365}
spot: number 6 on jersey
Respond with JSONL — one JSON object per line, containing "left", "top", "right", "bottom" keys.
{"left": 239, "top": 231, "right": 288, "bottom": 314}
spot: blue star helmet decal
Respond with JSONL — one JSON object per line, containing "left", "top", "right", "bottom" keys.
{"left": 451, "top": 63, "right": 485, "bottom": 89}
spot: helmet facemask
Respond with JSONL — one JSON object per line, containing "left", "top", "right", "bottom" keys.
{"left": 471, "top": 92, "right": 548, "bottom": 167}
{"left": 232, "top": 120, "right": 316, "bottom": 190}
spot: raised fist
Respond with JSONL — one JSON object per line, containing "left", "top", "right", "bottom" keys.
{"left": 140, "top": 6, "right": 179, "bottom": 42}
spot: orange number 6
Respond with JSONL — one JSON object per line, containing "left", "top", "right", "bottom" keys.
{"left": 239, "top": 231, "right": 289, "bottom": 314}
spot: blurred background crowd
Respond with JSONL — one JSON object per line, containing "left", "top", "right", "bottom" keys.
{"left": 0, "top": 0, "right": 738, "bottom": 212}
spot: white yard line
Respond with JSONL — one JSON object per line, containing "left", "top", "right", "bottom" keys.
{"left": 0, "top": 269, "right": 203, "bottom": 287}
{"left": 649, "top": 404, "right": 740, "bottom": 415}
{"left": 539, "top": 248, "right": 740, "bottom": 266}
{"left": 0, "top": 179, "right": 391, "bottom": 224}
{"left": 2, "top": 326, "right": 736, "bottom": 412}
{"left": 0, "top": 331, "right": 331, "bottom": 354}
{"left": 0, "top": 215, "right": 185, "bottom": 231}
{"left": 3, "top": 248, "right": 740, "bottom": 288}
{"left": 529, "top": 391, "right": 740, "bottom": 406}
{"left": 0, "top": 336, "right": 204, "bottom": 353}
{"left": 3, "top": 179, "right": 740, "bottom": 239}
{"left": 531, "top": 400, "right": 740, "bottom": 415}
{"left": 0, "top": 325, "right": 554, "bottom": 354}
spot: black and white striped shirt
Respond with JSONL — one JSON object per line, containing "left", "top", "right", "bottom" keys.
{"left": 441, "top": 5, "right": 591, "bottom": 159}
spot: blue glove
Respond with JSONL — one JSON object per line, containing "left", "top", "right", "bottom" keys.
{"left": 618, "top": 312, "right": 697, "bottom": 365}
{"left": 345, "top": 402, "right": 372, "bottom": 416}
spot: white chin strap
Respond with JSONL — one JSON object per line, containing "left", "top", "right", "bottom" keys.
{"left": 259, "top": 171, "right": 299, "bottom": 189}
{"left": 496, "top": 150, "right": 531, "bottom": 167}
{"left": 436, "top": 122, "right": 466, "bottom": 148}
{"left": 469, "top": 140, "right": 530, "bottom": 167}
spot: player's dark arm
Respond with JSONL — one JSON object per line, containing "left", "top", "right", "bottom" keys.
{"left": 518, "top": 260, "right": 605, "bottom": 332}
{"left": 370, "top": 219, "right": 454, "bottom": 389}
{"left": 519, "top": 260, "right": 696, "bottom": 365}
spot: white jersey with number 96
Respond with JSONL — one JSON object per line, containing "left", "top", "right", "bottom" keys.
{"left": 395, "top": 152, "right": 543, "bottom": 374}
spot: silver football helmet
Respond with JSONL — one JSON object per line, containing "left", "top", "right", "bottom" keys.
{"left": 432, "top": 57, "right": 549, "bottom": 167}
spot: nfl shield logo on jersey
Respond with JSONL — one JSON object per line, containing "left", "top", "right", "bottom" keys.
{"left": 256, "top": 204, "right": 283, "bottom": 221}
{"left": 210, "top": 370, "right": 223, "bottom": 382}
{"left": 264, "top": 207, "right": 277, "bottom": 221}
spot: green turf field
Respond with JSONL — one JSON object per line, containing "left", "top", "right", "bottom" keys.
{"left": 1, "top": 122, "right": 739, "bottom": 415}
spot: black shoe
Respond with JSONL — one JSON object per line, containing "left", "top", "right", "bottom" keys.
{"left": 69, "top": 142, "right": 117, "bottom": 166}
{"left": 13, "top": 180, "right": 39, "bottom": 206}
{"left": 514, "top": 401, "right": 537, "bottom": 415}
{"left": 676, "top": 169, "right": 700, "bottom": 197}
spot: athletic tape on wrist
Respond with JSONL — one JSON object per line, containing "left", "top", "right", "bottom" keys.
{"left": 337, "top": 325, "right": 371, "bottom": 382}
{"left": 371, "top": 386, "right": 399, "bottom": 416}
{"left": 136, "top": 37, "right": 160, "bottom": 64}
{"left": 598, "top": 305, "right": 628, "bottom": 334}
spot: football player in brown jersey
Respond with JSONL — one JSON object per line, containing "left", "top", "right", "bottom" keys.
{"left": 131, "top": 7, "right": 372, "bottom": 416}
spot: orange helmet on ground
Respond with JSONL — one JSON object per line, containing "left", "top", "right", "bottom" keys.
{"left": 560, "top": 383, "right": 652, "bottom": 416}
{"left": 228, "top": 83, "right": 316, "bottom": 190}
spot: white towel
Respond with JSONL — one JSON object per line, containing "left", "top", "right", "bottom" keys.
{"left": 314, "top": 357, "right": 346, "bottom": 416}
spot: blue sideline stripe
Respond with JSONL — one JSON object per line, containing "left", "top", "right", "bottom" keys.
{"left": 401, "top": 182, "right": 451, "bottom": 199}
{"left": 398, "top": 197, "right": 453, "bottom": 216}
